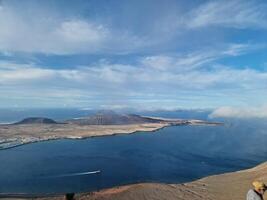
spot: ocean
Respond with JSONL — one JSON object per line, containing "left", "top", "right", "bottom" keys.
{"left": 0, "top": 109, "right": 267, "bottom": 195}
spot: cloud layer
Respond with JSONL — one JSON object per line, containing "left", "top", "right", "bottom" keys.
{"left": 1, "top": 0, "right": 267, "bottom": 55}
{"left": 210, "top": 105, "right": 267, "bottom": 118}
{"left": 0, "top": 0, "right": 267, "bottom": 109}
{"left": 0, "top": 2, "right": 148, "bottom": 54}
{"left": 1, "top": 48, "right": 266, "bottom": 108}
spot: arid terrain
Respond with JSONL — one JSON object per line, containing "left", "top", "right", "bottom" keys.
{"left": 0, "top": 112, "right": 221, "bottom": 149}
{"left": 0, "top": 122, "right": 169, "bottom": 149}
{"left": 36, "top": 162, "right": 267, "bottom": 200}
{"left": 0, "top": 112, "right": 265, "bottom": 200}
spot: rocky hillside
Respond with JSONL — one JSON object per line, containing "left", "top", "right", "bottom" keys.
{"left": 35, "top": 162, "right": 267, "bottom": 200}
{"left": 65, "top": 111, "right": 164, "bottom": 125}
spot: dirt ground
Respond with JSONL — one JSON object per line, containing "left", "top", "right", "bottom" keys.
{"left": 30, "top": 162, "right": 267, "bottom": 200}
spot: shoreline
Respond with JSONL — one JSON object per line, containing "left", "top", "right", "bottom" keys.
{"left": 0, "top": 119, "right": 222, "bottom": 150}
{"left": 0, "top": 123, "right": 169, "bottom": 150}
{"left": 1, "top": 161, "right": 264, "bottom": 199}
{"left": 33, "top": 161, "right": 266, "bottom": 200}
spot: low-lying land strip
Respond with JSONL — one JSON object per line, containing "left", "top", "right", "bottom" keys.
{"left": 0, "top": 123, "right": 168, "bottom": 149}
{"left": 0, "top": 113, "right": 221, "bottom": 149}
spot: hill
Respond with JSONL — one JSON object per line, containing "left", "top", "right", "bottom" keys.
{"left": 35, "top": 162, "right": 267, "bottom": 200}
{"left": 14, "top": 117, "right": 58, "bottom": 125}
{"left": 65, "top": 111, "right": 164, "bottom": 125}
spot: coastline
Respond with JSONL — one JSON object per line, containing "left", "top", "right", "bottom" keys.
{"left": 1, "top": 118, "right": 266, "bottom": 200}
{"left": 34, "top": 161, "right": 267, "bottom": 200}
{"left": 0, "top": 119, "right": 222, "bottom": 150}
{"left": 0, "top": 123, "right": 169, "bottom": 150}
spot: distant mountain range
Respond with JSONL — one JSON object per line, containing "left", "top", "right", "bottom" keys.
{"left": 13, "top": 111, "right": 164, "bottom": 125}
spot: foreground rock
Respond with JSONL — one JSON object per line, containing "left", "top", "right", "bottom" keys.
{"left": 38, "top": 162, "right": 267, "bottom": 200}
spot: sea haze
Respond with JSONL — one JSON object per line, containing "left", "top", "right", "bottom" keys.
{"left": 0, "top": 110, "right": 267, "bottom": 194}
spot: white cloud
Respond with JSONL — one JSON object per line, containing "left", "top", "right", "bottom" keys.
{"left": 141, "top": 53, "right": 213, "bottom": 71}
{"left": 140, "top": 43, "right": 261, "bottom": 71}
{"left": 0, "top": 0, "right": 266, "bottom": 55}
{"left": 141, "top": 56, "right": 176, "bottom": 71}
{"left": 209, "top": 105, "right": 267, "bottom": 118}
{"left": 55, "top": 20, "right": 108, "bottom": 43}
{"left": 0, "top": 60, "right": 266, "bottom": 108}
{"left": 0, "top": 14, "right": 108, "bottom": 54}
{"left": 0, "top": 67, "right": 54, "bottom": 82}
{"left": 1, "top": 59, "right": 267, "bottom": 95}
{"left": 0, "top": 62, "right": 55, "bottom": 83}
{"left": 187, "top": 0, "right": 267, "bottom": 29}
{"left": 221, "top": 44, "right": 258, "bottom": 56}
{"left": 0, "top": 4, "right": 146, "bottom": 55}
{"left": 0, "top": 39, "right": 266, "bottom": 108}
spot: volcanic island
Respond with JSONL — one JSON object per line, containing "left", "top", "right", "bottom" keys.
{"left": 1, "top": 112, "right": 266, "bottom": 200}
{"left": 0, "top": 111, "right": 222, "bottom": 150}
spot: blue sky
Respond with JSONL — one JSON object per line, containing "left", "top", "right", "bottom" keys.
{"left": 0, "top": 0, "right": 267, "bottom": 112}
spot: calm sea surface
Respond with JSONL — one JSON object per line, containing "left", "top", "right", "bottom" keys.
{"left": 0, "top": 110, "right": 267, "bottom": 194}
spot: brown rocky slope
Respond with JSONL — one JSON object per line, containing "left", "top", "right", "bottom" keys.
{"left": 36, "top": 162, "right": 267, "bottom": 200}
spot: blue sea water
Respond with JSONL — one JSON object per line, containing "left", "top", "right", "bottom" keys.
{"left": 0, "top": 110, "right": 267, "bottom": 195}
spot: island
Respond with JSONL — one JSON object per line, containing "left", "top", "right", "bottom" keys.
{"left": 0, "top": 111, "right": 222, "bottom": 150}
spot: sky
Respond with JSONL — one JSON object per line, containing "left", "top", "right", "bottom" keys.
{"left": 0, "top": 0, "right": 267, "bottom": 112}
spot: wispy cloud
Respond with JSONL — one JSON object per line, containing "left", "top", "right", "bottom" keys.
{"left": 141, "top": 43, "right": 262, "bottom": 71}
{"left": 0, "top": 0, "right": 266, "bottom": 109}
{"left": 1, "top": 52, "right": 267, "bottom": 108}
{"left": 186, "top": 0, "right": 267, "bottom": 29}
